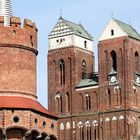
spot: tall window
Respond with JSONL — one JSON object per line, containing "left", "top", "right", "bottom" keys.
{"left": 66, "top": 92, "right": 70, "bottom": 112}
{"left": 78, "top": 121, "right": 84, "bottom": 140}
{"left": 82, "top": 60, "right": 86, "bottom": 79}
{"left": 60, "top": 59, "right": 65, "bottom": 85}
{"left": 55, "top": 93, "right": 63, "bottom": 113}
{"left": 85, "top": 94, "right": 91, "bottom": 110}
{"left": 110, "top": 50, "right": 117, "bottom": 72}
{"left": 135, "top": 51, "right": 139, "bottom": 73}
{"left": 79, "top": 94, "right": 83, "bottom": 112}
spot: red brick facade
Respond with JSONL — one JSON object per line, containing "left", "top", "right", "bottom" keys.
{"left": 48, "top": 35, "right": 140, "bottom": 139}
{"left": 0, "top": 16, "right": 58, "bottom": 140}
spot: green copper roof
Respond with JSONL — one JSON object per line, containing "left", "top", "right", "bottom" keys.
{"left": 62, "top": 17, "right": 93, "bottom": 40}
{"left": 114, "top": 18, "right": 140, "bottom": 40}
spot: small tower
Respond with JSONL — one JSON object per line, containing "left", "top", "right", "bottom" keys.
{"left": 0, "top": 0, "right": 13, "bottom": 26}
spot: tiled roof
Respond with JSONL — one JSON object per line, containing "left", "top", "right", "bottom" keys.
{"left": 0, "top": 96, "right": 57, "bottom": 118}
{"left": 114, "top": 18, "right": 140, "bottom": 40}
{"left": 61, "top": 17, "right": 93, "bottom": 40}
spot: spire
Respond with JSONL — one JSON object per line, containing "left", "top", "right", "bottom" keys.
{"left": 0, "top": 0, "right": 13, "bottom": 26}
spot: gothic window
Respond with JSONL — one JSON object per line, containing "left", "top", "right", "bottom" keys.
{"left": 84, "top": 40, "right": 87, "bottom": 48}
{"left": 78, "top": 121, "right": 84, "bottom": 140}
{"left": 135, "top": 51, "right": 139, "bottom": 73}
{"left": 105, "top": 50, "right": 108, "bottom": 80}
{"left": 52, "top": 60, "right": 56, "bottom": 86}
{"left": 79, "top": 94, "right": 83, "bottom": 112}
{"left": 60, "top": 59, "right": 65, "bottom": 85}
{"left": 110, "top": 50, "right": 117, "bottom": 72}
{"left": 65, "top": 92, "right": 70, "bottom": 112}
{"left": 55, "top": 92, "right": 63, "bottom": 113}
{"left": 85, "top": 120, "right": 91, "bottom": 140}
{"left": 85, "top": 94, "right": 91, "bottom": 110}
{"left": 82, "top": 60, "right": 86, "bottom": 79}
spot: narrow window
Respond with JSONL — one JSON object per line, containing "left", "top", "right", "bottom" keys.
{"left": 110, "top": 50, "right": 117, "bottom": 72}
{"left": 82, "top": 60, "right": 86, "bottom": 79}
{"left": 86, "top": 95, "right": 91, "bottom": 110}
{"left": 60, "top": 59, "right": 65, "bottom": 85}
{"left": 66, "top": 92, "right": 70, "bottom": 112}
{"left": 84, "top": 40, "right": 87, "bottom": 48}
{"left": 135, "top": 51, "right": 139, "bottom": 73}
{"left": 111, "top": 29, "right": 114, "bottom": 36}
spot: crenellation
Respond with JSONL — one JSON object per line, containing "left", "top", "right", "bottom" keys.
{"left": 0, "top": 16, "right": 38, "bottom": 50}
{"left": 10, "top": 17, "right": 21, "bottom": 28}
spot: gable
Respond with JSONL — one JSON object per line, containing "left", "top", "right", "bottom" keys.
{"left": 99, "top": 18, "right": 127, "bottom": 41}
{"left": 48, "top": 18, "right": 73, "bottom": 39}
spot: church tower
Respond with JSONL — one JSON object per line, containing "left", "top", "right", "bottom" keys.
{"left": 98, "top": 18, "right": 140, "bottom": 139}
{"left": 0, "top": 0, "right": 12, "bottom": 26}
{"left": 48, "top": 17, "right": 94, "bottom": 140}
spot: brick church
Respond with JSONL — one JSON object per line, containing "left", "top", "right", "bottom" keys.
{"left": 48, "top": 16, "right": 140, "bottom": 140}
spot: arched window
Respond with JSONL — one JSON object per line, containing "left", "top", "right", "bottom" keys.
{"left": 105, "top": 51, "right": 108, "bottom": 80}
{"left": 85, "top": 120, "right": 91, "bottom": 140}
{"left": 52, "top": 60, "right": 56, "bottom": 86}
{"left": 85, "top": 94, "right": 91, "bottom": 110}
{"left": 60, "top": 59, "right": 65, "bottom": 85}
{"left": 78, "top": 121, "right": 84, "bottom": 140}
{"left": 79, "top": 94, "right": 83, "bottom": 112}
{"left": 82, "top": 60, "right": 86, "bottom": 79}
{"left": 135, "top": 51, "right": 139, "bottom": 73}
{"left": 110, "top": 50, "right": 117, "bottom": 72}
{"left": 55, "top": 93, "right": 63, "bottom": 113}
{"left": 65, "top": 92, "right": 70, "bottom": 112}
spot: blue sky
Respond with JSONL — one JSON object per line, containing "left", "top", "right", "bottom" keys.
{"left": 13, "top": 0, "right": 140, "bottom": 108}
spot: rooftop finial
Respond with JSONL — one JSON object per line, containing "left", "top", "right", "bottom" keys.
{"left": 0, "top": 0, "right": 13, "bottom": 26}
{"left": 59, "top": 8, "right": 62, "bottom": 18}
{"left": 111, "top": 11, "right": 114, "bottom": 18}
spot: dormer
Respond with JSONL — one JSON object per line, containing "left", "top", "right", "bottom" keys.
{"left": 99, "top": 18, "right": 140, "bottom": 41}
{"left": 48, "top": 16, "right": 93, "bottom": 52}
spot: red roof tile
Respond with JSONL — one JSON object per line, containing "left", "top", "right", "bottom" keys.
{"left": 0, "top": 96, "right": 57, "bottom": 118}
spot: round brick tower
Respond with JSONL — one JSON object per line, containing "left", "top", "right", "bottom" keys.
{"left": 0, "top": 16, "right": 37, "bottom": 99}
{"left": 0, "top": 16, "right": 57, "bottom": 140}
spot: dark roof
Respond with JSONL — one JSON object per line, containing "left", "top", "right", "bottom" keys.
{"left": 0, "top": 96, "right": 57, "bottom": 118}
{"left": 76, "top": 73, "right": 98, "bottom": 88}
{"left": 114, "top": 18, "right": 140, "bottom": 40}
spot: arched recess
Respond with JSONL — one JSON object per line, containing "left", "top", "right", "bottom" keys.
{"left": 135, "top": 51, "right": 139, "bottom": 73}
{"left": 66, "top": 58, "right": 71, "bottom": 84}
{"left": 49, "top": 135, "right": 57, "bottom": 140}
{"left": 81, "top": 60, "right": 86, "bottom": 79}
{"left": 93, "top": 92, "right": 98, "bottom": 112}
{"left": 52, "top": 60, "right": 56, "bottom": 86}
{"left": 59, "top": 59, "right": 65, "bottom": 85}
{"left": 118, "top": 48, "right": 123, "bottom": 78}
{"left": 65, "top": 92, "right": 70, "bottom": 112}
{"left": 6, "top": 127, "right": 28, "bottom": 140}
{"left": 85, "top": 94, "right": 91, "bottom": 110}
{"left": 55, "top": 92, "right": 63, "bottom": 114}
{"left": 79, "top": 93, "right": 83, "bottom": 112}
{"left": 110, "top": 50, "right": 117, "bottom": 72}
{"left": 104, "top": 50, "right": 108, "bottom": 80}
